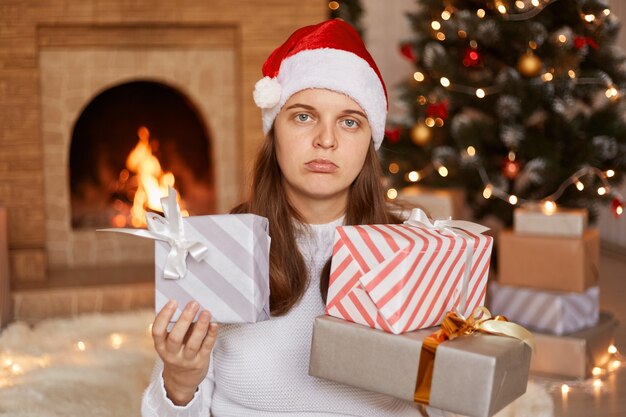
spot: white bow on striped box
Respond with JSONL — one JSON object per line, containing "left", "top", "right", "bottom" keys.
{"left": 99, "top": 187, "right": 271, "bottom": 324}
{"left": 325, "top": 209, "right": 493, "bottom": 334}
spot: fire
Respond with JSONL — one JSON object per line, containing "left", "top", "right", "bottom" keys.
{"left": 121, "top": 127, "right": 187, "bottom": 227}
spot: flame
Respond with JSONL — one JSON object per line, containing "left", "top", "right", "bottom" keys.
{"left": 123, "top": 127, "right": 187, "bottom": 227}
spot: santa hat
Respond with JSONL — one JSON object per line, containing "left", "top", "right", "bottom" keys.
{"left": 253, "top": 19, "right": 388, "bottom": 149}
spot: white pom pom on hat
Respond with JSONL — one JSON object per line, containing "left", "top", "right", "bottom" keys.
{"left": 253, "top": 19, "right": 388, "bottom": 150}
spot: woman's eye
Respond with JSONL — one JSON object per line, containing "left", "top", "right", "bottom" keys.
{"left": 297, "top": 114, "right": 310, "bottom": 122}
{"left": 342, "top": 119, "right": 358, "bottom": 128}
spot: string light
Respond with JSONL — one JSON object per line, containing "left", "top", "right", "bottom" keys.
{"left": 558, "top": 34, "right": 567, "bottom": 44}
{"left": 561, "top": 384, "right": 570, "bottom": 394}
{"left": 609, "top": 345, "right": 618, "bottom": 354}
{"left": 440, "top": 77, "right": 451, "bottom": 87}
{"left": 414, "top": 71, "right": 425, "bottom": 82}
{"left": 604, "top": 9, "right": 611, "bottom": 16}
{"left": 436, "top": 32, "right": 446, "bottom": 41}
{"left": 110, "top": 333, "right": 123, "bottom": 350}
{"left": 483, "top": 185, "right": 493, "bottom": 199}
{"left": 542, "top": 200, "right": 557, "bottom": 214}
{"left": 425, "top": 117, "right": 436, "bottom": 127}
{"left": 438, "top": 166, "right": 449, "bottom": 177}
{"left": 515, "top": 1, "right": 525, "bottom": 9}
{"left": 408, "top": 171, "right": 420, "bottom": 182}
{"left": 77, "top": 341, "right": 86, "bottom": 351}
{"left": 592, "top": 367, "right": 602, "bottom": 377}
{"left": 431, "top": 21, "right": 441, "bottom": 30}
{"left": 476, "top": 88, "right": 486, "bottom": 98}
{"left": 389, "top": 162, "right": 400, "bottom": 174}
{"left": 387, "top": 188, "right": 398, "bottom": 199}
{"left": 541, "top": 72, "right": 554, "bottom": 82}
{"left": 476, "top": 9, "right": 486, "bottom": 18}
{"left": 531, "top": 0, "right": 539, "bottom": 6}
{"left": 606, "top": 170, "right": 615, "bottom": 178}
{"left": 598, "top": 186, "right": 607, "bottom": 196}
{"left": 509, "top": 195, "right": 518, "bottom": 205}
{"left": 568, "top": 70, "right": 576, "bottom": 78}
{"left": 328, "top": 1, "right": 340, "bottom": 11}
{"left": 576, "top": 180, "right": 585, "bottom": 191}
{"left": 466, "top": 146, "right": 476, "bottom": 157}
{"left": 441, "top": 10, "right": 451, "bottom": 20}
{"left": 584, "top": 14, "right": 596, "bottom": 22}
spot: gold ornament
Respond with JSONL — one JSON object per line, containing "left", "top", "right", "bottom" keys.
{"left": 411, "top": 122, "right": 432, "bottom": 145}
{"left": 517, "top": 51, "right": 542, "bottom": 77}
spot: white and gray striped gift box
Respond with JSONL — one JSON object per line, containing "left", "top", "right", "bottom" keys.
{"left": 489, "top": 282, "right": 599, "bottom": 335}
{"left": 155, "top": 214, "right": 271, "bottom": 324}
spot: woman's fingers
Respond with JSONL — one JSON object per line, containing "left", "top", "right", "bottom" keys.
{"left": 200, "top": 322, "right": 219, "bottom": 357}
{"left": 165, "top": 301, "right": 199, "bottom": 353}
{"left": 152, "top": 299, "right": 178, "bottom": 353}
{"left": 183, "top": 310, "right": 212, "bottom": 357}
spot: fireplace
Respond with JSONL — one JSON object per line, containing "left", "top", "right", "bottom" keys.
{"left": 1, "top": 1, "right": 326, "bottom": 323}
{"left": 69, "top": 80, "right": 215, "bottom": 230}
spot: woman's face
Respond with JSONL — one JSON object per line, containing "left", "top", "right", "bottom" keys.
{"left": 273, "top": 88, "right": 372, "bottom": 209}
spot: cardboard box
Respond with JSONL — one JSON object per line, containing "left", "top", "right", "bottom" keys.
{"left": 514, "top": 207, "right": 588, "bottom": 237}
{"left": 489, "top": 282, "right": 599, "bottom": 335}
{"left": 497, "top": 229, "right": 599, "bottom": 293}
{"left": 326, "top": 221, "right": 492, "bottom": 333}
{"left": 530, "top": 313, "right": 616, "bottom": 378}
{"left": 399, "top": 186, "right": 468, "bottom": 220}
{"left": 155, "top": 213, "right": 271, "bottom": 324}
{"left": 309, "top": 315, "right": 531, "bottom": 417}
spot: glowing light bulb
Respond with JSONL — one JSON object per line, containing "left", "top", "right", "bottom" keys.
{"left": 604, "top": 9, "right": 611, "bottom": 16}
{"left": 592, "top": 367, "right": 602, "bottom": 376}
{"left": 597, "top": 186, "right": 607, "bottom": 196}
{"left": 110, "top": 333, "right": 123, "bottom": 350}
{"left": 606, "top": 86, "right": 618, "bottom": 98}
{"left": 408, "top": 171, "right": 420, "bottom": 182}
{"left": 476, "top": 88, "right": 485, "bottom": 98}
{"left": 440, "top": 77, "right": 450, "bottom": 88}
{"left": 515, "top": 1, "right": 525, "bottom": 9}
{"left": 561, "top": 384, "right": 570, "bottom": 394}
{"left": 387, "top": 188, "right": 398, "bottom": 200}
{"left": 542, "top": 200, "right": 557, "bottom": 215}
{"left": 509, "top": 195, "right": 518, "bottom": 205}
{"left": 542, "top": 72, "right": 554, "bottom": 82}
{"left": 609, "top": 345, "right": 618, "bottom": 354}
{"left": 606, "top": 169, "right": 615, "bottom": 178}
{"left": 431, "top": 21, "right": 441, "bottom": 30}
{"left": 414, "top": 71, "right": 425, "bottom": 82}
{"left": 483, "top": 185, "right": 493, "bottom": 199}
{"left": 477, "top": 9, "right": 486, "bottom": 18}
{"left": 77, "top": 341, "right": 86, "bottom": 351}
{"left": 585, "top": 14, "right": 596, "bottom": 22}
{"left": 497, "top": 4, "right": 507, "bottom": 14}
{"left": 436, "top": 32, "right": 446, "bottom": 41}
{"left": 388, "top": 162, "right": 400, "bottom": 174}
{"left": 613, "top": 360, "right": 621, "bottom": 369}
{"left": 568, "top": 70, "right": 576, "bottom": 78}
{"left": 438, "top": 166, "right": 449, "bottom": 177}
{"left": 441, "top": 10, "right": 451, "bottom": 20}
{"left": 328, "top": 1, "right": 340, "bottom": 11}
{"left": 576, "top": 180, "right": 584, "bottom": 191}
{"left": 593, "top": 379, "right": 603, "bottom": 388}
{"left": 531, "top": 0, "right": 539, "bottom": 6}
{"left": 558, "top": 35, "right": 567, "bottom": 43}
{"left": 425, "top": 117, "right": 436, "bottom": 127}
{"left": 467, "top": 146, "right": 476, "bottom": 156}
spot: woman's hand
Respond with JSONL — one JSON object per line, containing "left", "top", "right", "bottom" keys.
{"left": 151, "top": 299, "right": 219, "bottom": 406}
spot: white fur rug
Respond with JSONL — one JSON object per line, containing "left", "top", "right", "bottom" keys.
{"left": 0, "top": 310, "right": 553, "bottom": 417}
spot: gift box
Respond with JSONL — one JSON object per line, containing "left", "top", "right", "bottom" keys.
{"left": 514, "top": 206, "right": 588, "bottom": 237}
{"left": 530, "top": 312, "right": 616, "bottom": 378}
{"left": 489, "top": 282, "right": 599, "bottom": 335}
{"left": 309, "top": 315, "right": 532, "bottom": 417}
{"left": 100, "top": 188, "right": 271, "bottom": 324}
{"left": 497, "top": 228, "right": 599, "bottom": 293}
{"left": 399, "top": 186, "right": 469, "bottom": 220}
{"left": 326, "top": 209, "right": 493, "bottom": 334}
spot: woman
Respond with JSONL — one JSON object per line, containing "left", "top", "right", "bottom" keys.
{"left": 141, "top": 20, "right": 453, "bottom": 417}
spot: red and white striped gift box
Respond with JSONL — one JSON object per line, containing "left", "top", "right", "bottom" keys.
{"left": 325, "top": 223, "right": 493, "bottom": 334}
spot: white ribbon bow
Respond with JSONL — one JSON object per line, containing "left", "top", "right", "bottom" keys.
{"left": 98, "top": 187, "right": 209, "bottom": 280}
{"left": 403, "top": 208, "right": 490, "bottom": 312}
{"left": 403, "top": 208, "right": 490, "bottom": 236}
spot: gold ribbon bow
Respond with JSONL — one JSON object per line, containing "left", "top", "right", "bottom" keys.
{"left": 413, "top": 307, "right": 535, "bottom": 404}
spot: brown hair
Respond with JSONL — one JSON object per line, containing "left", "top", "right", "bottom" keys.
{"left": 231, "top": 130, "right": 402, "bottom": 316}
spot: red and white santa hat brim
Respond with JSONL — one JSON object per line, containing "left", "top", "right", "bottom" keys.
{"left": 253, "top": 20, "right": 388, "bottom": 150}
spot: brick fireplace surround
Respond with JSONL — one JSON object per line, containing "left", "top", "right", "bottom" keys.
{"left": 0, "top": 0, "right": 326, "bottom": 324}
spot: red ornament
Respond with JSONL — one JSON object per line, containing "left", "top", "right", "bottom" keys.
{"left": 462, "top": 48, "right": 482, "bottom": 67}
{"left": 574, "top": 36, "right": 599, "bottom": 50}
{"left": 502, "top": 158, "right": 522, "bottom": 180}
{"left": 612, "top": 197, "right": 624, "bottom": 218}
{"left": 400, "top": 43, "right": 417, "bottom": 62}
{"left": 384, "top": 127, "right": 402, "bottom": 144}
{"left": 426, "top": 101, "right": 449, "bottom": 120}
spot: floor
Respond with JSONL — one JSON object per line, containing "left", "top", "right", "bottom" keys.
{"left": 548, "top": 249, "right": 626, "bottom": 417}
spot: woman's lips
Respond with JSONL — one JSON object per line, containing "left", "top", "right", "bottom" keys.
{"left": 305, "top": 159, "right": 338, "bottom": 173}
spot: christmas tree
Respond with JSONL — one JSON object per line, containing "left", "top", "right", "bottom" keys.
{"left": 381, "top": 0, "right": 626, "bottom": 225}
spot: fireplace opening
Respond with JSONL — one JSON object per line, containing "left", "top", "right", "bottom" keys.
{"left": 70, "top": 80, "right": 215, "bottom": 229}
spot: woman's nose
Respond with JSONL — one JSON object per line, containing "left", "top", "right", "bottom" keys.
{"left": 313, "top": 121, "right": 337, "bottom": 149}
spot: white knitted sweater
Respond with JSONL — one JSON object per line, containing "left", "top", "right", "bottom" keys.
{"left": 141, "top": 218, "right": 457, "bottom": 417}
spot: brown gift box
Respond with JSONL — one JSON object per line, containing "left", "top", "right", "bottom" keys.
{"left": 497, "top": 228, "right": 599, "bottom": 293}
{"left": 530, "top": 312, "right": 616, "bottom": 379}
{"left": 309, "top": 315, "right": 532, "bottom": 417}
